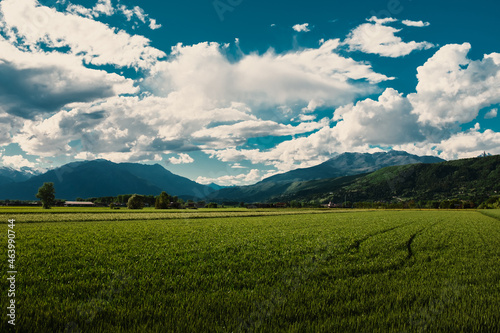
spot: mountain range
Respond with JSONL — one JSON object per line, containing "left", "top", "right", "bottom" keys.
{"left": 208, "top": 151, "right": 445, "bottom": 202}
{"left": 260, "top": 150, "right": 444, "bottom": 184}
{"left": 0, "top": 167, "right": 37, "bottom": 185}
{"left": 0, "top": 160, "right": 214, "bottom": 200}
{"left": 2, "top": 151, "right": 497, "bottom": 204}
{"left": 267, "top": 154, "right": 500, "bottom": 204}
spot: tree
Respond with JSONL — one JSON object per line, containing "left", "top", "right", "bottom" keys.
{"left": 36, "top": 182, "right": 56, "bottom": 209}
{"left": 127, "top": 194, "right": 144, "bottom": 210}
{"left": 155, "top": 191, "right": 170, "bottom": 209}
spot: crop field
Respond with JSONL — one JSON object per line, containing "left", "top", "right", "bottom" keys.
{"left": 1, "top": 208, "right": 500, "bottom": 332}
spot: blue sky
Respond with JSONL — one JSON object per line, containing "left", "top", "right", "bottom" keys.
{"left": 0, "top": 0, "right": 499, "bottom": 185}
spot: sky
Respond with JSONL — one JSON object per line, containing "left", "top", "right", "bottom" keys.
{"left": 0, "top": 0, "right": 499, "bottom": 186}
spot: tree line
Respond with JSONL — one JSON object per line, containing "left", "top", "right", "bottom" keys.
{"left": 11, "top": 182, "right": 500, "bottom": 210}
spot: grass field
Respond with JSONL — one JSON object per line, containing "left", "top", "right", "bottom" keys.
{"left": 1, "top": 208, "right": 500, "bottom": 332}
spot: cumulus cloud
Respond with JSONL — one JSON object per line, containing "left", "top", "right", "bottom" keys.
{"left": 205, "top": 128, "right": 339, "bottom": 172}
{"left": 192, "top": 119, "right": 328, "bottom": 149}
{"left": 435, "top": 128, "right": 500, "bottom": 160}
{"left": 205, "top": 88, "right": 425, "bottom": 171}
{"left": 149, "top": 19, "right": 162, "bottom": 30}
{"left": 402, "top": 20, "right": 430, "bottom": 27}
{"left": 1, "top": 155, "right": 37, "bottom": 171}
{"left": 2, "top": 1, "right": 499, "bottom": 186}
{"left": 344, "top": 16, "right": 434, "bottom": 57}
{"left": 0, "top": 112, "right": 23, "bottom": 145}
{"left": 196, "top": 169, "right": 266, "bottom": 186}
{"left": 409, "top": 43, "right": 500, "bottom": 127}
{"left": 333, "top": 88, "right": 424, "bottom": 146}
{"left": 92, "top": 0, "right": 114, "bottom": 17}
{"left": 147, "top": 40, "right": 391, "bottom": 117}
{"left": 485, "top": 108, "right": 498, "bottom": 119}
{"left": 0, "top": 36, "right": 137, "bottom": 119}
{"left": 293, "top": 23, "right": 310, "bottom": 32}
{"left": 168, "top": 153, "right": 194, "bottom": 165}
{"left": 0, "top": 0, "right": 165, "bottom": 69}
{"left": 13, "top": 94, "right": 254, "bottom": 159}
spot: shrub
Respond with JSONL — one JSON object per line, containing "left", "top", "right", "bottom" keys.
{"left": 127, "top": 195, "right": 144, "bottom": 210}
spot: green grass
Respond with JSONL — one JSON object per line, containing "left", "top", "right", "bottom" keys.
{"left": 1, "top": 209, "right": 500, "bottom": 332}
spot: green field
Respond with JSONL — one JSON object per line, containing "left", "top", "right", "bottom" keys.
{"left": 1, "top": 208, "right": 500, "bottom": 332}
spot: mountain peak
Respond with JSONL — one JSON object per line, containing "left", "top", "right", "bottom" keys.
{"left": 260, "top": 150, "right": 445, "bottom": 184}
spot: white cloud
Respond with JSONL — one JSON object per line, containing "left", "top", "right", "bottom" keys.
{"left": 402, "top": 20, "right": 430, "bottom": 27}
{"left": 367, "top": 17, "right": 397, "bottom": 25}
{"left": 66, "top": 4, "right": 92, "bottom": 17}
{"left": 149, "top": 19, "right": 162, "bottom": 30}
{"left": 0, "top": 112, "right": 23, "bottom": 145}
{"left": 293, "top": 23, "right": 310, "bottom": 32}
{"left": 302, "top": 99, "right": 324, "bottom": 112}
{"left": 147, "top": 40, "right": 391, "bottom": 117}
{"left": 297, "top": 114, "right": 317, "bottom": 122}
{"left": 196, "top": 169, "right": 265, "bottom": 186}
{"left": 64, "top": 1, "right": 161, "bottom": 31}
{"left": 409, "top": 43, "right": 500, "bottom": 127}
{"left": 231, "top": 163, "right": 247, "bottom": 169}
{"left": 0, "top": 0, "right": 165, "bottom": 69}
{"left": 12, "top": 94, "right": 256, "bottom": 158}
{"left": 3, "top": 1, "right": 497, "bottom": 184}
{"left": 192, "top": 119, "right": 328, "bottom": 149}
{"left": 204, "top": 88, "right": 425, "bottom": 170}
{"left": 1, "top": 155, "right": 37, "bottom": 171}
{"left": 435, "top": 128, "right": 500, "bottom": 160}
{"left": 205, "top": 128, "right": 339, "bottom": 172}
{"left": 344, "top": 16, "right": 434, "bottom": 57}
{"left": 74, "top": 152, "right": 98, "bottom": 160}
{"left": 168, "top": 153, "right": 194, "bottom": 165}
{"left": 333, "top": 88, "right": 424, "bottom": 146}
{"left": 485, "top": 108, "right": 498, "bottom": 119}
{"left": 0, "top": 36, "right": 137, "bottom": 119}
{"left": 92, "top": 0, "right": 114, "bottom": 17}
{"left": 131, "top": 6, "right": 146, "bottom": 23}
{"left": 118, "top": 5, "right": 134, "bottom": 20}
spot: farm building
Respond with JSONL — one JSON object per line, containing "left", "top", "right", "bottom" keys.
{"left": 65, "top": 201, "right": 96, "bottom": 207}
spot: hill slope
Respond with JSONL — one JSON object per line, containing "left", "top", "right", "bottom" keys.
{"left": 260, "top": 150, "right": 444, "bottom": 183}
{"left": 0, "top": 160, "right": 213, "bottom": 200}
{"left": 209, "top": 151, "right": 445, "bottom": 202}
{"left": 273, "top": 155, "right": 500, "bottom": 203}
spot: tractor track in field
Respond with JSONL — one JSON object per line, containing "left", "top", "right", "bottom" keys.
{"left": 346, "top": 222, "right": 438, "bottom": 278}
{"left": 478, "top": 210, "right": 500, "bottom": 222}
{"left": 347, "top": 221, "right": 417, "bottom": 253}
{"left": 406, "top": 232, "right": 417, "bottom": 259}
{"left": 401, "top": 222, "right": 440, "bottom": 261}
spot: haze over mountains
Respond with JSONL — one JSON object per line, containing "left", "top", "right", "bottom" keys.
{"left": 0, "top": 151, "right": 448, "bottom": 201}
